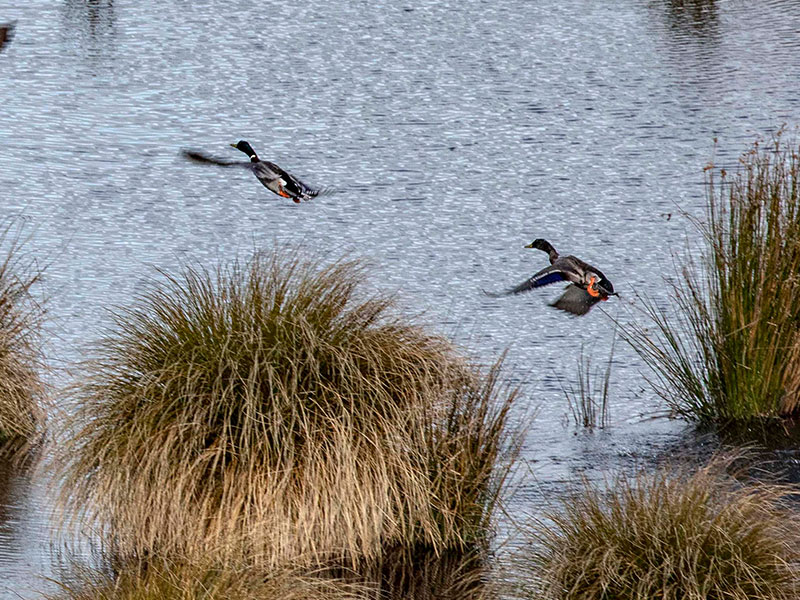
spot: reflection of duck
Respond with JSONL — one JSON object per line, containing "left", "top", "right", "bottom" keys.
{"left": 0, "top": 21, "right": 15, "bottom": 53}
{"left": 488, "top": 239, "right": 616, "bottom": 315}
{"left": 182, "top": 141, "right": 319, "bottom": 203}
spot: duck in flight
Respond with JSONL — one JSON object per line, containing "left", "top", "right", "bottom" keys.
{"left": 487, "top": 239, "right": 616, "bottom": 315}
{"left": 182, "top": 141, "right": 319, "bottom": 203}
{"left": 0, "top": 21, "right": 15, "bottom": 53}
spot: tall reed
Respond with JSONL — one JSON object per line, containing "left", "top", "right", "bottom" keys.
{"left": 562, "top": 338, "right": 614, "bottom": 429}
{"left": 55, "top": 249, "right": 518, "bottom": 569}
{"left": 0, "top": 223, "right": 45, "bottom": 457}
{"left": 523, "top": 456, "right": 800, "bottom": 600}
{"left": 625, "top": 135, "right": 800, "bottom": 424}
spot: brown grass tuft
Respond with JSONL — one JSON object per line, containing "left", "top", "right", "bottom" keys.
{"left": 0, "top": 222, "right": 45, "bottom": 458}
{"left": 55, "top": 249, "right": 518, "bottom": 569}
{"left": 523, "top": 455, "right": 800, "bottom": 600}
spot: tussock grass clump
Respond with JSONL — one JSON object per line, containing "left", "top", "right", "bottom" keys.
{"left": 524, "top": 457, "right": 800, "bottom": 600}
{"left": 626, "top": 134, "right": 800, "bottom": 424}
{"left": 0, "top": 225, "right": 45, "bottom": 457}
{"left": 57, "top": 250, "right": 517, "bottom": 568}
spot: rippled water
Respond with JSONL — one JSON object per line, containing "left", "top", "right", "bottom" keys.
{"left": 1, "top": 0, "right": 799, "bottom": 596}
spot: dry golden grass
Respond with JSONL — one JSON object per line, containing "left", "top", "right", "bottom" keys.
{"left": 625, "top": 133, "right": 800, "bottom": 424}
{"left": 55, "top": 249, "right": 518, "bottom": 569}
{"left": 523, "top": 456, "right": 800, "bottom": 600}
{"left": 0, "top": 222, "right": 45, "bottom": 458}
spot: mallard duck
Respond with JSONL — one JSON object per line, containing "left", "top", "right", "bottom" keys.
{"left": 182, "top": 141, "right": 319, "bottom": 203}
{"left": 0, "top": 21, "right": 15, "bottom": 53}
{"left": 488, "top": 239, "right": 616, "bottom": 315}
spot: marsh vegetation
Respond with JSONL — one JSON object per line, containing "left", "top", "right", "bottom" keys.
{"left": 523, "top": 455, "right": 800, "bottom": 600}
{"left": 562, "top": 339, "right": 615, "bottom": 429}
{"left": 625, "top": 135, "right": 800, "bottom": 426}
{"left": 0, "top": 223, "right": 45, "bottom": 459}
{"left": 54, "top": 249, "right": 519, "bottom": 582}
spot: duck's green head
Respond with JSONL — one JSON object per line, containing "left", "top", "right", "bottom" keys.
{"left": 525, "top": 239, "right": 552, "bottom": 251}
{"left": 231, "top": 140, "right": 256, "bottom": 158}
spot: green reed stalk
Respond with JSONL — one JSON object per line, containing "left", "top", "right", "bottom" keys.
{"left": 563, "top": 338, "right": 614, "bottom": 429}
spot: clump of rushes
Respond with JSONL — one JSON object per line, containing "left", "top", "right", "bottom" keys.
{"left": 625, "top": 134, "right": 800, "bottom": 424}
{"left": 562, "top": 339, "right": 614, "bottom": 429}
{"left": 56, "top": 249, "right": 518, "bottom": 569}
{"left": 524, "top": 456, "right": 800, "bottom": 600}
{"left": 0, "top": 224, "right": 45, "bottom": 458}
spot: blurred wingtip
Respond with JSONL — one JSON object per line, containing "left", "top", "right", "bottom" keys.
{"left": 180, "top": 148, "right": 225, "bottom": 165}
{"left": 0, "top": 21, "right": 16, "bottom": 52}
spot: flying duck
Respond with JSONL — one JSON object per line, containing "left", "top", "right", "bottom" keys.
{"left": 182, "top": 141, "right": 319, "bottom": 203}
{"left": 488, "top": 239, "right": 616, "bottom": 315}
{"left": 0, "top": 22, "right": 15, "bottom": 53}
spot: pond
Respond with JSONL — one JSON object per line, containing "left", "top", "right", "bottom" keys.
{"left": 1, "top": 0, "right": 799, "bottom": 596}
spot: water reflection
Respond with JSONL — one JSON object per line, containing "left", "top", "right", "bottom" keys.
{"left": 50, "top": 548, "right": 497, "bottom": 600}
{"left": 650, "top": 423, "right": 800, "bottom": 487}
{"left": 663, "top": 0, "right": 719, "bottom": 38}
{"left": 0, "top": 459, "right": 43, "bottom": 597}
{"left": 60, "top": 0, "right": 116, "bottom": 60}
{"left": 0, "top": 461, "right": 16, "bottom": 531}
{"left": 373, "top": 548, "right": 495, "bottom": 600}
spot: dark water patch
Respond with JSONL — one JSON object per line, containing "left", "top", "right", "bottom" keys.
{"left": 705, "top": 421, "right": 800, "bottom": 486}
{"left": 637, "top": 420, "right": 800, "bottom": 488}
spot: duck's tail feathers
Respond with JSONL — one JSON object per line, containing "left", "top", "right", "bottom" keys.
{"left": 298, "top": 189, "right": 319, "bottom": 202}
{"left": 299, "top": 186, "right": 337, "bottom": 201}
{"left": 313, "top": 186, "right": 336, "bottom": 197}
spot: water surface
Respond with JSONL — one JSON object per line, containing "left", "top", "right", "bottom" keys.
{"left": 1, "top": 0, "right": 799, "bottom": 596}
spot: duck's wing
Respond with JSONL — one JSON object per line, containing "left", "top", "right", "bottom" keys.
{"left": 181, "top": 149, "right": 251, "bottom": 168}
{"left": 262, "top": 161, "right": 319, "bottom": 201}
{"left": 549, "top": 284, "right": 603, "bottom": 316}
{"left": 484, "top": 265, "right": 568, "bottom": 297}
